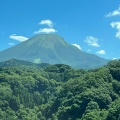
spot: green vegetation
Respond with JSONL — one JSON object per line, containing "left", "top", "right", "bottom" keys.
{"left": 33, "top": 58, "right": 41, "bottom": 64}
{"left": 0, "top": 59, "right": 120, "bottom": 119}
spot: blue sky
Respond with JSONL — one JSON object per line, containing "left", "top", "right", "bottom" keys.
{"left": 0, "top": 0, "right": 120, "bottom": 60}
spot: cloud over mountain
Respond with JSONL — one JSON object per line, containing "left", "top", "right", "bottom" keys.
{"left": 9, "top": 34, "right": 28, "bottom": 42}
{"left": 111, "top": 21, "right": 120, "bottom": 39}
{"left": 35, "top": 19, "right": 57, "bottom": 34}
{"left": 84, "top": 36, "right": 100, "bottom": 47}
{"left": 39, "top": 20, "right": 53, "bottom": 27}
{"left": 97, "top": 50, "right": 106, "bottom": 55}
{"left": 105, "top": 6, "right": 120, "bottom": 17}
{"left": 72, "top": 44, "right": 82, "bottom": 50}
{"left": 34, "top": 28, "right": 57, "bottom": 34}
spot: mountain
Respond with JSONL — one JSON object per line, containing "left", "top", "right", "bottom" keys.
{"left": 0, "top": 34, "right": 108, "bottom": 69}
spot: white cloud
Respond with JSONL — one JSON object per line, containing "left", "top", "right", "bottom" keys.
{"left": 8, "top": 43, "right": 15, "bottom": 46}
{"left": 34, "top": 28, "right": 57, "bottom": 34}
{"left": 39, "top": 20, "right": 53, "bottom": 27}
{"left": 113, "top": 58, "right": 117, "bottom": 60}
{"left": 34, "top": 19, "right": 57, "bottom": 34}
{"left": 9, "top": 34, "right": 28, "bottom": 42}
{"left": 106, "top": 6, "right": 120, "bottom": 17}
{"left": 84, "top": 36, "right": 100, "bottom": 47}
{"left": 97, "top": 50, "right": 106, "bottom": 55}
{"left": 111, "top": 21, "right": 120, "bottom": 39}
{"left": 87, "top": 49, "right": 91, "bottom": 52}
{"left": 72, "top": 44, "right": 82, "bottom": 50}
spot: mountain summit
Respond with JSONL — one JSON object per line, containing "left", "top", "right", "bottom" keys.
{"left": 0, "top": 34, "right": 108, "bottom": 69}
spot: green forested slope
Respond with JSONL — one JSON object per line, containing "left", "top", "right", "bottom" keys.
{"left": 0, "top": 60, "right": 120, "bottom": 120}
{"left": 0, "top": 59, "right": 49, "bottom": 68}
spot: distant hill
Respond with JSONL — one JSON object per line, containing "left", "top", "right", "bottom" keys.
{"left": 0, "top": 34, "right": 108, "bottom": 69}
{"left": 0, "top": 59, "right": 49, "bottom": 68}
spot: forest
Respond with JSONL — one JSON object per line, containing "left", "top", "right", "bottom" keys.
{"left": 0, "top": 59, "right": 120, "bottom": 120}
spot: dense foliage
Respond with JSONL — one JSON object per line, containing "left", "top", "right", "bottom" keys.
{"left": 0, "top": 60, "right": 120, "bottom": 120}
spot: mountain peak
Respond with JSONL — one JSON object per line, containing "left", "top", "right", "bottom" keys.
{"left": 27, "top": 34, "right": 68, "bottom": 49}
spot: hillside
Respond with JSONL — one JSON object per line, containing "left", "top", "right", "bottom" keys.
{"left": 0, "top": 59, "right": 49, "bottom": 68}
{"left": 0, "top": 60, "right": 120, "bottom": 119}
{"left": 0, "top": 34, "right": 108, "bottom": 69}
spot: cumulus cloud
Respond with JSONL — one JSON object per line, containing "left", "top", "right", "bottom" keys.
{"left": 111, "top": 21, "right": 120, "bottom": 39}
{"left": 84, "top": 36, "right": 100, "bottom": 47}
{"left": 8, "top": 43, "right": 15, "bottom": 46}
{"left": 34, "top": 28, "right": 57, "bottom": 34}
{"left": 9, "top": 34, "right": 28, "bottom": 42}
{"left": 34, "top": 19, "right": 57, "bottom": 34}
{"left": 113, "top": 58, "right": 117, "bottom": 60}
{"left": 97, "top": 50, "right": 106, "bottom": 55}
{"left": 105, "top": 6, "right": 120, "bottom": 17}
{"left": 72, "top": 44, "right": 82, "bottom": 50}
{"left": 39, "top": 20, "right": 53, "bottom": 27}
